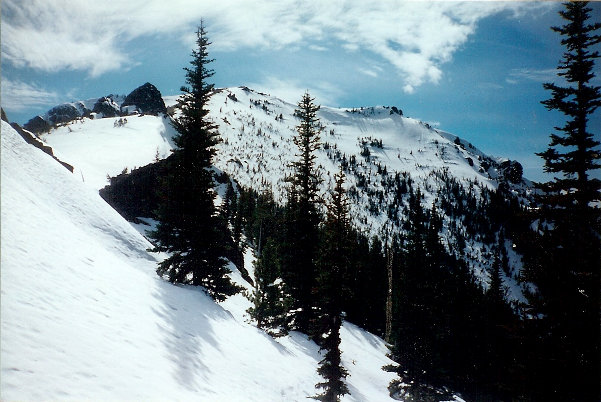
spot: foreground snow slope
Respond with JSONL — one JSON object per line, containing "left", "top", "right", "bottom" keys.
{"left": 0, "top": 120, "right": 395, "bottom": 401}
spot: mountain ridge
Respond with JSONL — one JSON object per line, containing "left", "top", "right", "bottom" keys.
{"left": 20, "top": 84, "right": 531, "bottom": 305}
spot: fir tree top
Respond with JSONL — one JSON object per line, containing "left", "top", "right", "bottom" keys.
{"left": 290, "top": 91, "right": 323, "bottom": 208}
{"left": 174, "top": 20, "right": 219, "bottom": 156}
{"left": 538, "top": 1, "right": 601, "bottom": 208}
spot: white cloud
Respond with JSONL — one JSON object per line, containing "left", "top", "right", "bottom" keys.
{"left": 0, "top": 79, "right": 59, "bottom": 113}
{"left": 403, "top": 84, "right": 415, "bottom": 94}
{"left": 309, "top": 44, "right": 328, "bottom": 52}
{"left": 2, "top": 1, "right": 131, "bottom": 77}
{"left": 358, "top": 68, "right": 378, "bottom": 78}
{"left": 250, "top": 76, "right": 344, "bottom": 106}
{"left": 508, "top": 68, "right": 558, "bottom": 83}
{"left": 2, "top": 0, "right": 553, "bottom": 90}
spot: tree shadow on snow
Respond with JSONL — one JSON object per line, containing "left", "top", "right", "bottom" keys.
{"left": 342, "top": 321, "right": 384, "bottom": 350}
{"left": 151, "top": 278, "right": 228, "bottom": 393}
{"left": 159, "top": 116, "right": 178, "bottom": 150}
{"left": 286, "top": 331, "right": 320, "bottom": 358}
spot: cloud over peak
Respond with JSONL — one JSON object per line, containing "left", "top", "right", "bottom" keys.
{"left": 3, "top": 0, "right": 552, "bottom": 91}
{"left": 1, "top": 79, "right": 59, "bottom": 113}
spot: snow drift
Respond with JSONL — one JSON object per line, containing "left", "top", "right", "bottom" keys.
{"left": 0, "top": 120, "right": 396, "bottom": 400}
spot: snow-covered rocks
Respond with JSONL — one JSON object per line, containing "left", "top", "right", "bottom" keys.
{"left": 22, "top": 83, "right": 168, "bottom": 135}
{"left": 92, "top": 96, "right": 122, "bottom": 118}
{"left": 121, "top": 82, "right": 167, "bottom": 115}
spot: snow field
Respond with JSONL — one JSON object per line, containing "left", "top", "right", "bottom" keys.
{"left": 42, "top": 114, "right": 177, "bottom": 190}
{"left": 1, "top": 120, "right": 396, "bottom": 401}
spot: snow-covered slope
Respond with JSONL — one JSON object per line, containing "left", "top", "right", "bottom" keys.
{"left": 42, "top": 114, "right": 176, "bottom": 189}
{"left": 213, "top": 87, "right": 492, "bottom": 198}
{"left": 209, "top": 87, "right": 523, "bottom": 224}
{"left": 1, "top": 120, "right": 396, "bottom": 400}
{"left": 34, "top": 86, "right": 530, "bottom": 304}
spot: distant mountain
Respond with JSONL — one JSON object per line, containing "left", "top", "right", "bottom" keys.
{"left": 23, "top": 82, "right": 167, "bottom": 134}
{"left": 207, "top": 87, "right": 532, "bottom": 305}
{"left": 27, "top": 85, "right": 532, "bottom": 305}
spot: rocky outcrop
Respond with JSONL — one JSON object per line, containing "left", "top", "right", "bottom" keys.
{"left": 23, "top": 115, "right": 51, "bottom": 134}
{"left": 93, "top": 96, "right": 121, "bottom": 118}
{"left": 500, "top": 160, "right": 523, "bottom": 184}
{"left": 99, "top": 159, "right": 249, "bottom": 281}
{"left": 23, "top": 102, "right": 90, "bottom": 134}
{"left": 100, "top": 158, "right": 168, "bottom": 221}
{"left": 21, "top": 83, "right": 166, "bottom": 134}
{"left": 47, "top": 104, "right": 81, "bottom": 125}
{"left": 121, "top": 83, "right": 167, "bottom": 115}
{"left": 9, "top": 122, "right": 74, "bottom": 173}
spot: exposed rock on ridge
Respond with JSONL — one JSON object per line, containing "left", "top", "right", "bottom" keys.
{"left": 121, "top": 82, "right": 167, "bottom": 115}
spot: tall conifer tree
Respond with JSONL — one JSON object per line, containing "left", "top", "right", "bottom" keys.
{"left": 526, "top": 2, "right": 600, "bottom": 398}
{"left": 281, "top": 91, "right": 323, "bottom": 333}
{"left": 150, "top": 22, "right": 240, "bottom": 302}
{"left": 538, "top": 1, "right": 601, "bottom": 208}
{"left": 248, "top": 238, "right": 288, "bottom": 335}
{"left": 315, "top": 168, "right": 350, "bottom": 401}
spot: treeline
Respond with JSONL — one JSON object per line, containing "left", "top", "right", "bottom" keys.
{"left": 230, "top": 184, "right": 387, "bottom": 337}
{"left": 218, "top": 90, "right": 528, "bottom": 401}
{"left": 227, "top": 173, "right": 526, "bottom": 401}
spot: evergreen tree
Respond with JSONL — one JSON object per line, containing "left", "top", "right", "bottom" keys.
{"left": 315, "top": 168, "right": 350, "bottom": 401}
{"left": 487, "top": 252, "right": 506, "bottom": 309}
{"left": 481, "top": 244, "right": 519, "bottom": 398}
{"left": 487, "top": 235, "right": 509, "bottom": 312}
{"left": 149, "top": 22, "right": 240, "bottom": 302}
{"left": 526, "top": 3, "right": 601, "bottom": 399}
{"left": 385, "top": 189, "right": 436, "bottom": 397}
{"left": 248, "top": 238, "right": 288, "bottom": 335}
{"left": 385, "top": 188, "right": 517, "bottom": 399}
{"left": 221, "top": 180, "right": 237, "bottom": 222}
{"left": 538, "top": 1, "right": 601, "bottom": 209}
{"left": 281, "top": 91, "right": 323, "bottom": 333}
{"left": 342, "top": 232, "right": 387, "bottom": 336}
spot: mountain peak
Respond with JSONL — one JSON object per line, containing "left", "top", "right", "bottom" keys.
{"left": 22, "top": 83, "right": 167, "bottom": 134}
{"left": 121, "top": 82, "right": 167, "bottom": 116}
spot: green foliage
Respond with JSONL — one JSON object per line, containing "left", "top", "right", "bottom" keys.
{"left": 522, "top": 3, "right": 601, "bottom": 399}
{"left": 290, "top": 91, "right": 323, "bottom": 209}
{"left": 247, "top": 238, "right": 289, "bottom": 336}
{"left": 149, "top": 22, "right": 240, "bottom": 302}
{"left": 538, "top": 1, "right": 601, "bottom": 208}
{"left": 314, "top": 319, "right": 349, "bottom": 402}
{"left": 314, "top": 169, "right": 351, "bottom": 401}
{"left": 385, "top": 187, "right": 521, "bottom": 400}
{"left": 280, "top": 91, "right": 323, "bottom": 334}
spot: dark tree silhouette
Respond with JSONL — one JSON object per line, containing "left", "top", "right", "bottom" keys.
{"left": 149, "top": 22, "right": 240, "bottom": 301}
{"left": 314, "top": 168, "right": 351, "bottom": 401}
{"left": 281, "top": 91, "right": 323, "bottom": 333}
{"left": 525, "top": 2, "right": 600, "bottom": 399}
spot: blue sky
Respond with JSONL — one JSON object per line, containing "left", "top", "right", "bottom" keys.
{"left": 2, "top": 1, "right": 600, "bottom": 182}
